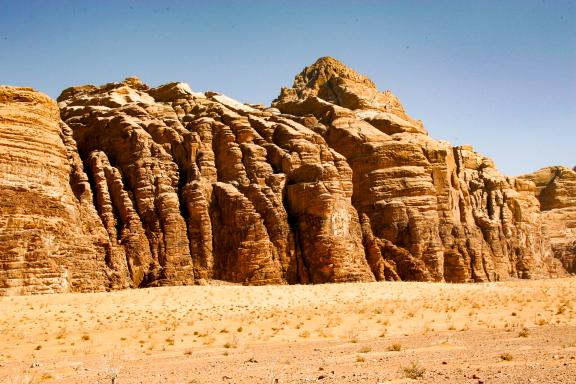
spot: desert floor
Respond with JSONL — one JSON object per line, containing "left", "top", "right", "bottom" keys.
{"left": 1, "top": 278, "right": 576, "bottom": 383}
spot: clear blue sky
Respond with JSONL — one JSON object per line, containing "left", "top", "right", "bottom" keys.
{"left": 1, "top": 0, "right": 574, "bottom": 175}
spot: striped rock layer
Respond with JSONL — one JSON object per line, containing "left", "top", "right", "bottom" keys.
{"left": 0, "top": 57, "right": 573, "bottom": 294}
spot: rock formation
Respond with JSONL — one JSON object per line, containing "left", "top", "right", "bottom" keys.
{"left": 0, "top": 87, "right": 117, "bottom": 294}
{"left": 272, "top": 57, "right": 567, "bottom": 282}
{"left": 519, "top": 167, "right": 576, "bottom": 272}
{"left": 0, "top": 57, "right": 573, "bottom": 294}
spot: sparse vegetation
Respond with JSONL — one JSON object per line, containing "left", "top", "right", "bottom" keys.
{"left": 1, "top": 277, "right": 574, "bottom": 382}
{"left": 100, "top": 354, "right": 122, "bottom": 384}
{"left": 358, "top": 345, "right": 372, "bottom": 353}
{"left": 500, "top": 352, "right": 514, "bottom": 361}
{"left": 224, "top": 334, "right": 239, "bottom": 349}
{"left": 299, "top": 330, "right": 310, "bottom": 338}
{"left": 347, "top": 328, "right": 359, "bottom": 343}
{"left": 401, "top": 361, "right": 426, "bottom": 379}
{"left": 518, "top": 327, "right": 530, "bottom": 338}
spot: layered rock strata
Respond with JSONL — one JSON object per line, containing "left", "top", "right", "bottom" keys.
{"left": 0, "top": 57, "right": 573, "bottom": 294}
{"left": 519, "top": 167, "right": 576, "bottom": 272}
{"left": 56, "top": 74, "right": 374, "bottom": 289}
{"left": 272, "top": 57, "right": 568, "bottom": 282}
{"left": 0, "top": 87, "right": 117, "bottom": 294}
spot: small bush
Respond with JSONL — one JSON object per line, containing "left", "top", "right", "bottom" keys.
{"left": 224, "top": 334, "right": 239, "bottom": 349}
{"left": 401, "top": 361, "right": 426, "bottom": 379}
{"left": 299, "top": 330, "right": 310, "bottom": 338}
{"left": 500, "top": 352, "right": 513, "bottom": 361}
{"left": 358, "top": 345, "right": 372, "bottom": 353}
{"left": 388, "top": 343, "right": 402, "bottom": 351}
{"left": 56, "top": 329, "right": 67, "bottom": 340}
{"left": 518, "top": 327, "right": 530, "bottom": 338}
{"left": 347, "top": 328, "right": 359, "bottom": 343}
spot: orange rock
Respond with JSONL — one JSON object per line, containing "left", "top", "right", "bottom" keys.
{"left": 519, "top": 167, "right": 576, "bottom": 273}
{"left": 0, "top": 87, "right": 114, "bottom": 294}
{"left": 273, "top": 57, "right": 570, "bottom": 282}
{"left": 0, "top": 57, "right": 573, "bottom": 294}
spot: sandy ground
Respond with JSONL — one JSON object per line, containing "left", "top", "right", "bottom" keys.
{"left": 1, "top": 278, "right": 575, "bottom": 383}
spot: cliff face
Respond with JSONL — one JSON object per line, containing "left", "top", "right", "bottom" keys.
{"left": 0, "top": 87, "right": 115, "bottom": 294}
{"left": 56, "top": 74, "right": 374, "bottom": 288}
{"left": 519, "top": 167, "right": 576, "bottom": 273}
{"left": 0, "top": 57, "right": 573, "bottom": 294}
{"left": 273, "top": 57, "right": 567, "bottom": 282}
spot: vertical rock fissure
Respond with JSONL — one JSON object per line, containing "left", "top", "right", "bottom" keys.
{"left": 0, "top": 57, "right": 561, "bottom": 294}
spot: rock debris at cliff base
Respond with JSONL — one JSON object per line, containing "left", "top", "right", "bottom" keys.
{"left": 0, "top": 57, "right": 573, "bottom": 294}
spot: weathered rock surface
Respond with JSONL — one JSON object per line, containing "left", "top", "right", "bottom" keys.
{"left": 519, "top": 167, "right": 576, "bottom": 272}
{"left": 0, "top": 57, "right": 573, "bottom": 294}
{"left": 273, "top": 57, "right": 569, "bottom": 282}
{"left": 56, "top": 73, "right": 374, "bottom": 289}
{"left": 0, "top": 87, "right": 118, "bottom": 294}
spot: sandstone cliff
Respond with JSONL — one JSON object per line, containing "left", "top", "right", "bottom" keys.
{"left": 519, "top": 166, "right": 576, "bottom": 273}
{"left": 272, "top": 57, "right": 567, "bottom": 282}
{"left": 0, "top": 87, "right": 119, "bottom": 294}
{"left": 55, "top": 75, "right": 374, "bottom": 288}
{"left": 0, "top": 57, "right": 573, "bottom": 294}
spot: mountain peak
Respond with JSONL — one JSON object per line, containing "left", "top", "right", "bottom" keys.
{"left": 273, "top": 57, "right": 422, "bottom": 131}
{"left": 292, "top": 56, "right": 376, "bottom": 97}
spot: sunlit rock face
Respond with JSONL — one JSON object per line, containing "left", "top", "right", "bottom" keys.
{"left": 55, "top": 73, "right": 375, "bottom": 289}
{"left": 273, "top": 57, "right": 568, "bottom": 282}
{"left": 0, "top": 87, "right": 116, "bottom": 294}
{"left": 0, "top": 57, "right": 572, "bottom": 294}
{"left": 519, "top": 167, "right": 576, "bottom": 273}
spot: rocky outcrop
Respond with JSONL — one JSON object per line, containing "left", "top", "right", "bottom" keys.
{"left": 0, "top": 57, "right": 573, "bottom": 294}
{"left": 272, "top": 57, "right": 568, "bottom": 282}
{"left": 519, "top": 167, "right": 576, "bottom": 272}
{"left": 56, "top": 74, "right": 374, "bottom": 289}
{"left": 0, "top": 87, "right": 116, "bottom": 294}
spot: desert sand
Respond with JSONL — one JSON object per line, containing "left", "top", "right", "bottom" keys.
{"left": 1, "top": 278, "right": 576, "bottom": 383}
